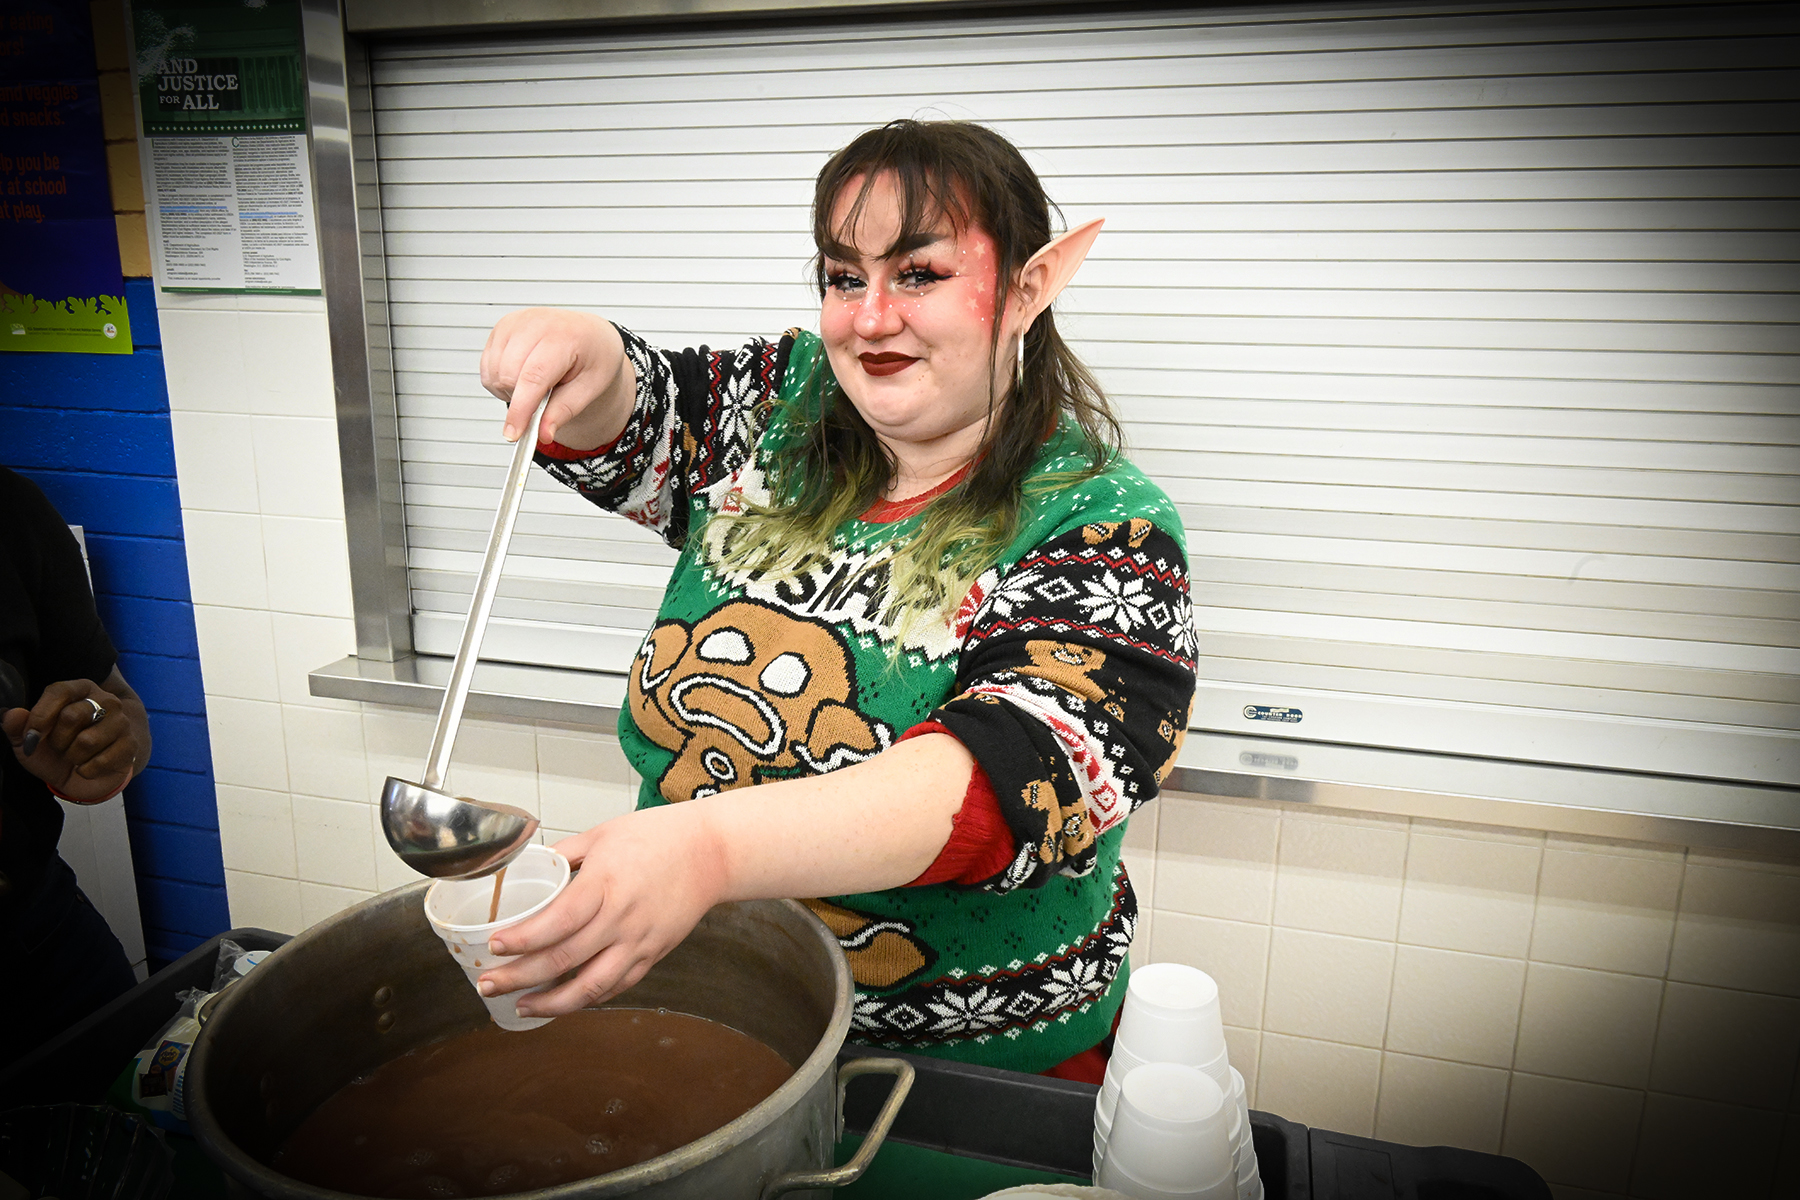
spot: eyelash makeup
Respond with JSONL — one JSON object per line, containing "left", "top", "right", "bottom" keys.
{"left": 822, "top": 264, "right": 950, "bottom": 296}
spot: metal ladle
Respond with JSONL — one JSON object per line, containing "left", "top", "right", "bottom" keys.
{"left": 380, "top": 398, "right": 548, "bottom": 880}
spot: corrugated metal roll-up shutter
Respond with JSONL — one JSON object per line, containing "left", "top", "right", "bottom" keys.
{"left": 370, "top": 0, "right": 1799, "bottom": 786}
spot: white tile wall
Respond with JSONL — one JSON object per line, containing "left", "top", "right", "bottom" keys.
{"left": 262, "top": 516, "right": 355, "bottom": 619}
{"left": 180, "top": 511, "right": 269, "bottom": 609}
{"left": 1155, "top": 798, "right": 1278, "bottom": 923}
{"left": 270, "top": 613, "right": 359, "bottom": 710}
{"left": 1258, "top": 1033, "right": 1382, "bottom": 1137}
{"left": 1647, "top": 983, "right": 1800, "bottom": 1110}
{"left": 1532, "top": 842, "right": 1682, "bottom": 976}
{"left": 1271, "top": 809, "right": 1407, "bottom": 940}
{"left": 159, "top": 299, "right": 1800, "bottom": 1200}
{"left": 1262, "top": 928, "right": 1394, "bottom": 1048}
{"left": 1514, "top": 962, "right": 1663, "bottom": 1089}
{"left": 1397, "top": 825, "right": 1541, "bottom": 957}
{"left": 1502, "top": 1074, "right": 1643, "bottom": 1193}
{"left": 190, "top": 605, "right": 280, "bottom": 700}
{"left": 1375, "top": 1053, "right": 1509, "bottom": 1153}
{"left": 1668, "top": 857, "right": 1800, "bottom": 997}
{"left": 1629, "top": 1093, "right": 1788, "bottom": 1200}
{"left": 251, "top": 416, "right": 347, "bottom": 520}
{"left": 213, "top": 784, "right": 296, "bottom": 877}
{"left": 168, "top": 412, "right": 259, "bottom": 511}
{"left": 1385, "top": 945, "right": 1525, "bottom": 1068}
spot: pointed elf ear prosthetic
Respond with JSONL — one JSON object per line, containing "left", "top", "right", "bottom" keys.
{"left": 1015, "top": 218, "right": 1105, "bottom": 331}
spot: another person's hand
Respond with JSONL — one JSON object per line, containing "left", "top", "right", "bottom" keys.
{"left": 476, "top": 803, "right": 727, "bottom": 1017}
{"left": 3, "top": 672, "right": 147, "bottom": 804}
{"left": 479, "top": 308, "right": 637, "bottom": 451}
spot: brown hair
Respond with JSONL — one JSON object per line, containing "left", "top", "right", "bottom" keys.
{"left": 711, "top": 119, "right": 1122, "bottom": 638}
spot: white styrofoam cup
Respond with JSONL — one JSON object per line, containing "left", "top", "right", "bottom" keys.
{"left": 423, "top": 843, "right": 570, "bottom": 1031}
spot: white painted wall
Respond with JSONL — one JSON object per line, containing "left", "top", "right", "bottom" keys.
{"left": 157, "top": 282, "right": 1800, "bottom": 1200}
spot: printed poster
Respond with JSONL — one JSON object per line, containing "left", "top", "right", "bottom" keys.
{"left": 0, "top": 0, "right": 132, "bottom": 354}
{"left": 131, "top": 0, "right": 319, "bottom": 293}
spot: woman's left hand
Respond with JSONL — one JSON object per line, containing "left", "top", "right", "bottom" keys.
{"left": 3, "top": 672, "right": 146, "bottom": 803}
{"left": 477, "top": 803, "right": 728, "bottom": 1017}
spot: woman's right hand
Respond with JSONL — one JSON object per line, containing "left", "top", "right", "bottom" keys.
{"left": 479, "top": 308, "right": 636, "bottom": 450}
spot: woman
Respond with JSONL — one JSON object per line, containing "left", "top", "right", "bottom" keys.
{"left": 477, "top": 120, "right": 1195, "bottom": 1075}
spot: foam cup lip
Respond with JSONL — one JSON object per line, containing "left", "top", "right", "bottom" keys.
{"left": 425, "top": 844, "right": 570, "bottom": 934}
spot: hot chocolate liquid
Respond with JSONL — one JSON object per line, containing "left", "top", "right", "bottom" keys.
{"left": 273, "top": 1008, "right": 794, "bottom": 1198}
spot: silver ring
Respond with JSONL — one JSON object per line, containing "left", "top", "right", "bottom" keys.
{"left": 86, "top": 697, "right": 106, "bottom": 725}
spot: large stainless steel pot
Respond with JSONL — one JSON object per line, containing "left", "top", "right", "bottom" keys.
{"left": 187, "top": 884, "right": 910, "bottom": 1200}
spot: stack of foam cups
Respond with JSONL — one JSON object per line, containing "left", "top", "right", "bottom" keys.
{"left": 1094, "top": 963, "right": 1264, "bottom": 1200}
{"left": 1095, "top": 1062, "right": 1235, "bottom": 1200}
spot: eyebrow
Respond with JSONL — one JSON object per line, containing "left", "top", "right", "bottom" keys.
{"left": 822, "top": 227, "right": 951, "bottom": 264}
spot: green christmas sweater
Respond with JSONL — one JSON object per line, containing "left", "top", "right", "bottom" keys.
{"left": 537, "top": 327, "right": 1197, "bottom": 1072}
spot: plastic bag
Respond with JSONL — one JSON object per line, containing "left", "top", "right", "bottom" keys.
{"left": 127, "top": 987, "right": 203, "bottom": 1128}
{"left": 112, "top": 939, "right": 269, "bottom": 1133}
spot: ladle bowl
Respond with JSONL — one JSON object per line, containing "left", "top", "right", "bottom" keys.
{"left": 380, "top": 776, "right": 539, "bottom": 880}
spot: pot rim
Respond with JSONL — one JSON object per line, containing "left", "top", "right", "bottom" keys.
{"left": 189, "top": 885, "right": 854, "bottom": 1200}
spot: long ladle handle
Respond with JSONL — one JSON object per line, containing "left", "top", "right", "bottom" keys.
{"left": 422, "top": 397, "right": 548, "bottom": 792}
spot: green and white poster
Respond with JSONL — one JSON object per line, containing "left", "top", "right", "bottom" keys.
{"left": 131, "top": 0, "right": 320, "bottom": 293}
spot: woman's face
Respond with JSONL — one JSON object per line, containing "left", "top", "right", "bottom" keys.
{"left": 819, "top": 172, "right": 1022, "bottom": 476}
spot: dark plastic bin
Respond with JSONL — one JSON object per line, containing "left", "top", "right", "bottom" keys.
{"left": 1, "top": 928, "right": 288, "bottom": 1105}
{"left": 839, "top": 1044, "right": 1548, "bottom": 1200}
{"left": 1310, "top": 1128, "right": 1552, "bottom": 1200}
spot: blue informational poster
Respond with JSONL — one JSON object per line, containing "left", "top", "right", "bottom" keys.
{"left": 0, "top": 0, "right": 132, "bottom": 354}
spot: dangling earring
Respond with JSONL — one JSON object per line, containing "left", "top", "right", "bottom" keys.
{"left": 1016, "top": 331, "right": 1027, "bottom": 389}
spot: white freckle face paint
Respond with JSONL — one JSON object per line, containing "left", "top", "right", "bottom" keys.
{"left": 819, "top": 172, "right": 1022, "bottom": 476}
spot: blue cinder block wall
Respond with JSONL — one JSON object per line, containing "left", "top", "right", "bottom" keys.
{"left": 2, "top": 279, "right": 229, "bottom": 970}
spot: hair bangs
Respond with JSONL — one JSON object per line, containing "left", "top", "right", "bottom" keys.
{"left": 813, "top": 138, "right": 977, "bottom": 291}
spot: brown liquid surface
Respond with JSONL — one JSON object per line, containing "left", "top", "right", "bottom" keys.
{"left": 273, "top": 1008, "right": 793, "bottom": 1198}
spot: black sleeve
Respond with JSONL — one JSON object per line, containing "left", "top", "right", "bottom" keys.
{"left": 536, "top": 327, "right": 796, "bottom": 550}
{"left": 927, "top": 518, "right": 1197, "bottom": 892}
{"left": 0, "top": 467, "right": 118, "bottom": 907}
{"left": 0, "top": 469, "right": 117, "bottom": 697}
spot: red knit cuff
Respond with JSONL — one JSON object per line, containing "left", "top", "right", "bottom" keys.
{"left": 46, "top": 765, "right": 134, "bottom": 806}
{"left": 536, "top": 430, "right": 622, "bottom": 461}
{"left": 901, "top": 722, "right": 1017, "bottom": 887}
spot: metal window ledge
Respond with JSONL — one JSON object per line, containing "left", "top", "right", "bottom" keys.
{"left": 311, "top": 654, "right": 1800, "bottom": 858}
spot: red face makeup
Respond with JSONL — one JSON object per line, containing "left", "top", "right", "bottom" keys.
{"left": 819, "top": 172, "right": 1025, "bottom": 491}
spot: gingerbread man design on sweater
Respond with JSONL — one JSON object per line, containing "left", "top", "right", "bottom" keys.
{"left": 628, "top": 600, "right": 893, "bottom": 803}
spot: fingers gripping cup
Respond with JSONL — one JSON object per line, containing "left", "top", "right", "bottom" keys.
{"left": 424, "top": 844, "right": 570, "bottom": 1031}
